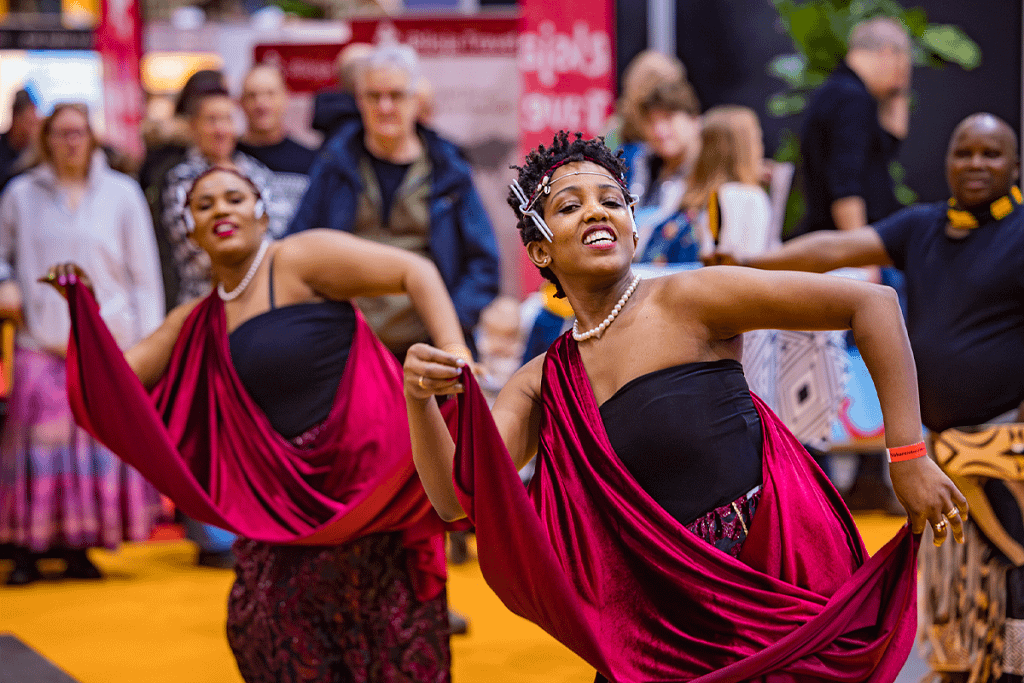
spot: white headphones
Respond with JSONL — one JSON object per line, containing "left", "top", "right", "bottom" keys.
{"left": 180, "top": 191, "right": 266, "bottom": 234}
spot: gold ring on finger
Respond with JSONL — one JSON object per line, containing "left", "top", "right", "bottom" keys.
{"left": 944, "top": 508, "right": 960, "bottom": 520}
{"left": 933, "top": 519, "right": 947, "bottom": 532}
{"left": 417, "top": 375, "right": 426, "bottom": 389}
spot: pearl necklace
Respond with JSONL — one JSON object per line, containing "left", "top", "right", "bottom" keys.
{"left": 572, "top": 273, "right": 642, "bottom": 342}
{"left": 217, "top": 238, "right": 270, "bottom": 302}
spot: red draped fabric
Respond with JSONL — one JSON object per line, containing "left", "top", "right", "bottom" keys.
{"left": 64, "top": 284, "right": 446, "bottom": 600}
{"left": 453, "top": 333, "right": 918, "bottom": 682}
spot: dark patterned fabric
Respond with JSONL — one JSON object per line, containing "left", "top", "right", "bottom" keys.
{"left": 227, "top": 532, "right": 450, "bottom": 683}
{"left": 684, "top": 487, "right": 762, "bottom": 559}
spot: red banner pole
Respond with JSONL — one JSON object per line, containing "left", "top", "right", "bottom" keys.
{"left": 516, "top": 1, "right": 616, "bottom": 297}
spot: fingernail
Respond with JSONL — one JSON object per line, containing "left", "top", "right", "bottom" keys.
{"left": 455, "top": 359, "right": 466, "bottom": 367}
{"left": 68, "top": 273, "right": 77, "bottom": 285}
{"left": 58, "top": 275, "right": 67, "bottom": 286}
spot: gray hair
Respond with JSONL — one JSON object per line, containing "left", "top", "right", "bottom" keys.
{"left": 356, "top": 43, "right": 421, "bottom": 92}
{"left": 848, "top": 17, "right": 910, "bottom": 53}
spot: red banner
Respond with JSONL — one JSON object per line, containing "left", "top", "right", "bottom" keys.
{"left": 255, "top": 17, "right": 518, "bottom": 95}
{"left": 94, "top": 0, "right": 144, "bottom": 159}
{"left": 517, "top": 1, "right": 615, "bottom": 294}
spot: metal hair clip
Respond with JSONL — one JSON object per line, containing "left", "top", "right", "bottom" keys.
{"left": 510, "top": 178, "right": 554, "bottom": 242}
{"left": 628, "top": 192, "right": 640, "bottom": 237}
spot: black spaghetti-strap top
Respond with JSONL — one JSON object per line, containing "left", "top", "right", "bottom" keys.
{"left": 598, "top": 359, "right": 764, "bottom": 526}
{"left": 228, "top": 257, "right": 356, "bottom": 440}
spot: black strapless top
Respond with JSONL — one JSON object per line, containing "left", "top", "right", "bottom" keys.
{"left": 229, "top": 300, "right": 356, "bottom": 440}
{"left": 599, "top": 359, "right": 764, "bottom": 526}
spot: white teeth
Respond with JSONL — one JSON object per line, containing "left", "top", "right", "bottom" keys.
{"left": 584, "top": 229, "right": 614, "bottom": 245}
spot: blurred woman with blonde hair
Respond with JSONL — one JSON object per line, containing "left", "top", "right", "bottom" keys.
{"left": 683, "top": 105, "right": 775, "bottom": 259}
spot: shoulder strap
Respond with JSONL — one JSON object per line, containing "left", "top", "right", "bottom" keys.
{"left": 267, "top": 253, "right": 276, "bottom": 309}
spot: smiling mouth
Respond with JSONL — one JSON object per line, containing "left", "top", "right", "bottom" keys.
{"left": 213, "top": 221, "right": 237, "bottom": 236}
{"left": 583, "top": 228, "right": 616, "bottom": 245}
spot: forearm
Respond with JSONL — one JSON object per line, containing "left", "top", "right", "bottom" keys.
{"left": 851, "top": 286, "right": 922, "bottom": 448}
{"left": 743, "top": 231, "right": 858, "bottom": 272}
{"left": 406, "top": 395, "right": 466, "bottom": 521}
{"left": 878, "top": 94, "right": 910, "bottom": 140}
{"left": 405, "top": 261, "right": 466, "bottom": 350}
{"left": 831, "top": 196, "right": 868, "bottom": 231}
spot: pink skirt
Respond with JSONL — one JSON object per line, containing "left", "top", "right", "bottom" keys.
{"left": 0, "top": 346, "right": 161, "bottom": 550}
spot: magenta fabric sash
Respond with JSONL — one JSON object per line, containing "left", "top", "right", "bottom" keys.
{"left": 64, "top": 284, "right": 446, "bottom": 600}
{"left": 453, "top": 333, "right": 918, "bottom": 682}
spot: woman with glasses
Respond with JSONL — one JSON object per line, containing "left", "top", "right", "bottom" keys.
{"left": 0, "top": 102, "right": 165, "bottom": 585}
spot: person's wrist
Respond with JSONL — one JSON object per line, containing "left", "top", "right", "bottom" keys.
{"left": 886, "top": 440, "right": 927, "bottom": 463}
{"left": 442, "top": 343, "right": 473, "bottom": 365}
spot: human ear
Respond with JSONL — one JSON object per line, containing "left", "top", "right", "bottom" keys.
{"left": 526, "top": 241, "right": 552, "bottom": 268}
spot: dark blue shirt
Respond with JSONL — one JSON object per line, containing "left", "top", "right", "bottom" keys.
{"left": 874, "top": 202, "right": 1024, "bottom": 431}
{"left": 798, "top": 62, "right": 902, "bottom": 235}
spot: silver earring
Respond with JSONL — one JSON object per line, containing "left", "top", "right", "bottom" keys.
{"left": 253, "top": 198, "right": 265, "bottom": 220}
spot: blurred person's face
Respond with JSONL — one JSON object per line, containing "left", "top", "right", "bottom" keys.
{"left": 865, "top": 45, "right": 911, "bottom": 99}
{"left": 240, "top": 69, "right": 288, "bottom": 137}
{"left": 191, "top": 96, "right": 237, "bottom": 163}
{"left": 946, "top": 117, "right": 1019, "bottom": 209}
{"left": 46, "top": 108, "right": 92, "bottom": 175}
{"left": 641, "top": 109, "right": 701, "bottom": 168}
{"left": 357, "top": 66, "right": 418, "bottom": 144}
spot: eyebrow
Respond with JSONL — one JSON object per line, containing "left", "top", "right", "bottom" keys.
{"left": 550, "top": 183, "right": 623, "bottom": 201}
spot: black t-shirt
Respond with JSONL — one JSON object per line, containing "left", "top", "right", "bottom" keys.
{"left": 874, "top": 201, "right": 1024, "bottom": 431}
{"left": 235, "top": 137, "right": 316, "bottom": 175}
{"left": 798, "top": 62, "right": 902, "bottom": 236}
{"left": 367, "top": 151, "right": 412, "bottom": 226}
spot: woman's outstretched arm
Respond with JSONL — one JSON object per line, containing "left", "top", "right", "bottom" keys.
{"left": 662, "top": 266, "right": 969, "bottom": 544}
{"left": 281, "top": 228, "right": 466, "bottom": 351}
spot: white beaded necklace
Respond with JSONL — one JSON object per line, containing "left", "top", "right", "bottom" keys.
{"left": 217, "top": 238, "right": 270, "bottom": 302}
{"left": 572, "top": 273, "right": 642, "bottom": 342}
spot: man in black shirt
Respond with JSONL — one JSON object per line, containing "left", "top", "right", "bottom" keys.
{"left": 712, "top": 113, "right": 1023, "bottom": 683}
{"left": 236, "top": 64, "right": 315, "bottom": 226}
{"left": 798, "top": 17, "right": 911, "bottom": 235}
{"left": 0, "top": 90, "right": 39, "bottom": 194}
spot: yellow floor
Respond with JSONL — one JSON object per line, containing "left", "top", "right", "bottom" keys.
{"left": 0, "top": 514, "right": 905, "bottom": 683}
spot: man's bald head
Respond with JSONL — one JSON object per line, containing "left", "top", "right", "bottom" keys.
{"left": 948, "top": 113, "right": 1019, "bottom": 162}
{"left": 240, "top": 63, "right": 288, "bottom": 144}
{"left": 243, "top": 64, "right": 287, "bottom": 93}
{"left": 946, "top": 113, "right": 1021, "bottom": 208}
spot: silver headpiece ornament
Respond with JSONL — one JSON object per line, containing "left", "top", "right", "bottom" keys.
{"left": 510, "top": 171, "right": 640, "bottom": 243}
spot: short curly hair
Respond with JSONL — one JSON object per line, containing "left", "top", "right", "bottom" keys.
{"left": 507, "top": 131, "right": 628, "bottom": 294}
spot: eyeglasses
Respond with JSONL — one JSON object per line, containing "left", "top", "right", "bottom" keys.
{"left": 48, "top": 128, "right": 89, "bottom": 142}
{"left": 361, "top": 90, "right": 411, "bottom": 105}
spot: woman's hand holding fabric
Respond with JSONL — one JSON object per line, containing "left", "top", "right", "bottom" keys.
{"left": 38, "top": 262, "right": 94, "bottom": 299}
{"left": 404, "top": 342, "right": 467, "bottom": 401}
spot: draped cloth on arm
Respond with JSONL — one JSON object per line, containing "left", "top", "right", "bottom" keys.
{"left": 64, "top": 283, "right": 445, "bottom": 600}
{"left": 453, "top": 333, "right": 918, "bottom": 683}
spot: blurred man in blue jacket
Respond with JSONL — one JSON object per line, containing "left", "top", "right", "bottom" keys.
{"left": 289, "top": 43, "right": 499, "bottom": 358}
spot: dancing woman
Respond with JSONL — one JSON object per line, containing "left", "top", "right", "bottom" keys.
{"left": 47, "top": 166, "right": 466, "bottom": 682}
{"left": 404, "top": 133, "right": 967, "bottom": 683}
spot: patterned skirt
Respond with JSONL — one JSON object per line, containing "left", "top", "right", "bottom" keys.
{"left": 227, "top": 532, "right": 451, "bottom": 683}
{"left": 0, "top": 346, "right": 161, "bottom": 551}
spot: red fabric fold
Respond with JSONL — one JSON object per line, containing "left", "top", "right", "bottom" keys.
{"left": 453, "top": 333, "right": 918, "bottom": 682}
{"left": 65, "top": 284, "right": 446, "bottom": 600}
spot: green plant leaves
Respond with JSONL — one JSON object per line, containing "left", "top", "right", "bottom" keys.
{"left": 920, "top": 25, "right": 982, "bottom": 69}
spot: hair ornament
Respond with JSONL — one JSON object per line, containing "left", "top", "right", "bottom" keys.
{"left": 510, "top": 178, "right": 554, "bottom": 242}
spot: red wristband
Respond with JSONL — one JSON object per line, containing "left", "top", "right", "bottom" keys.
{"left": 886, "top": 441, "right": 927, "bottom": 463}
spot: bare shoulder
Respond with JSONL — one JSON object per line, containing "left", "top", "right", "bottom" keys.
{"left": 164, "top": 298, "right": 203, "bottom": 332}
{"left": 273, "top": 229, "right": 343, "bottom": 262}
{"left": 496, "top": 352, "right": 546, "bottom": 407}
